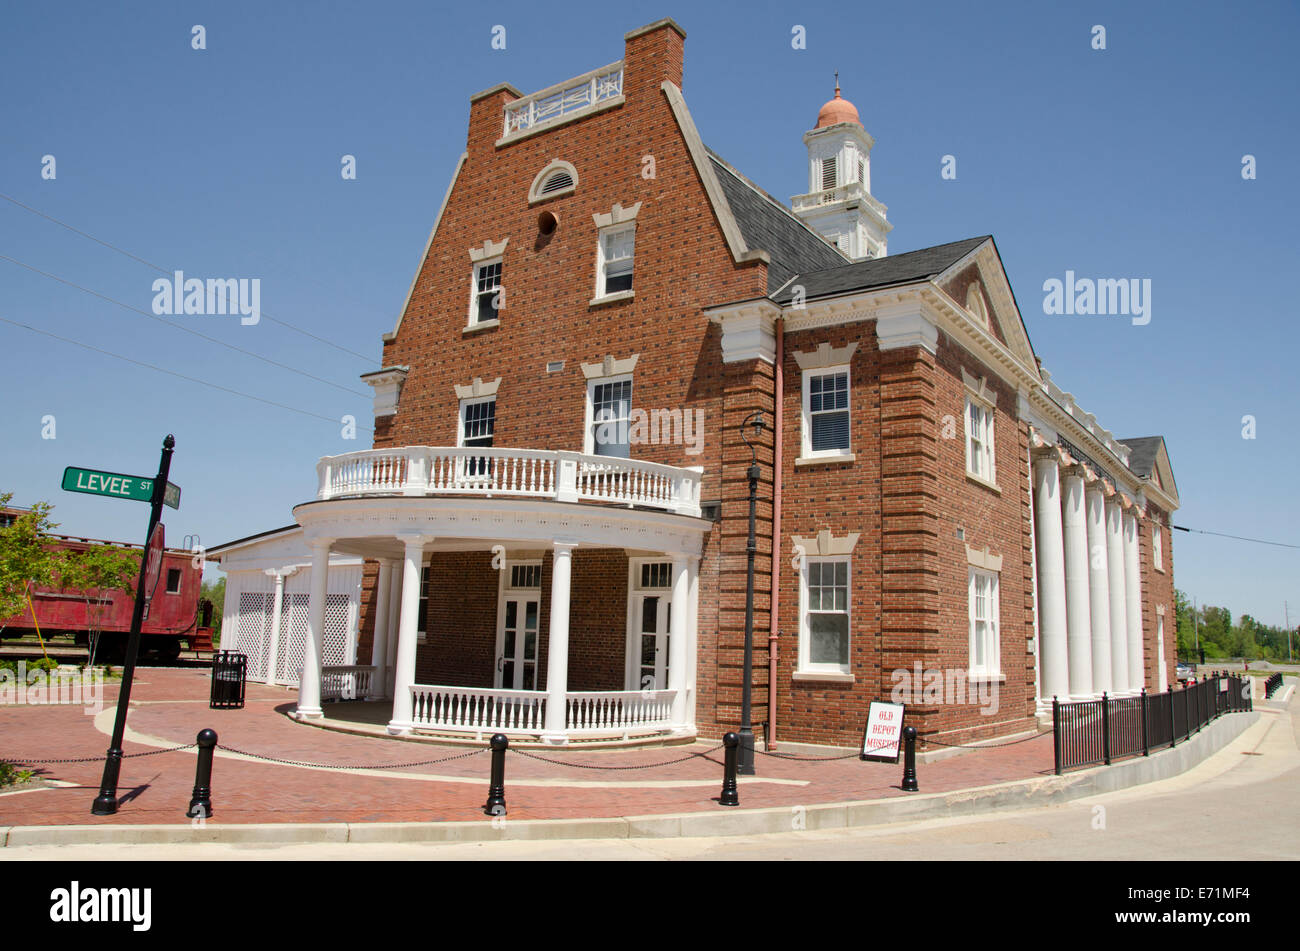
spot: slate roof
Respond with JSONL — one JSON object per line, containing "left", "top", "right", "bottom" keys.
{"left": 706, "top": 149, "right": 849, "bottom": 293}
{"left": 771, "top": 235, "right": 990, "bottom": 304}
{"left": 1119, "top": 437, "right": 1164, "bottom": 479}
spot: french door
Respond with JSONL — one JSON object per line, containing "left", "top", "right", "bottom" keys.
{"left": 496, "top": 595, "right": 539, "bottom": 690}
{"left": 634, "top": 592, "right": 670, "bottom": 691}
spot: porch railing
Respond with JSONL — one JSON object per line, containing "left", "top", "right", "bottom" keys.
{"left": 410, "top": 685, "right": 547, "bottom": 734}
{"left": 407, "top": 685, "right": 678, "bottom": 738}
{"left": 1052, "top": 674, "right": 1253, "bottom": 775}
{"left": 565, "top": 689, "right": 675, "bottom": 735}
{"left": 316, "top": 446, "right": 703, "bottom": 517}
{"left": 321, "top": 665, "right": 375, "bottom": 701}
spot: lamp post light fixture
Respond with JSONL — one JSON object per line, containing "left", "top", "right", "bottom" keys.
{"left": 738, "top": 410, "right": 766, "bottom": 775}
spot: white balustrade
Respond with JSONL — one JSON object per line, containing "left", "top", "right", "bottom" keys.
{"left": 565, "top": 690, "right": 676, "bottom": 735}
{"left": 405, "top": 685, "right": 677, "bottom": 738}
{"left": 410, "top": 685, "right": 548, "bottom": 734}
{"left": 315, "top": 447, "right": 702, "bottom": 517}
{"left": 321, "top": 665, "right": 375, "bottom": 701}
{"left": 503, "top": 64, "right": 623, "bottom": 137}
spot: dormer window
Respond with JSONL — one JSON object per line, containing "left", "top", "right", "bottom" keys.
{"left": 529, "top": 160, "right": 579, "bottom": 204}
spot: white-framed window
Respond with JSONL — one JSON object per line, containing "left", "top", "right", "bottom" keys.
{"left": 802, "top": 366, "right": 851, "bottom": 458}
{"left": 458, "top": 396, "right": 496, "bottom": 477}
{"left": 470, "top": 259, "right": 503, "bottom": 325}
{"left": 1153, "top": 524, "right": 1163, "bottom": 571}
{"left": 968, "top": 567, "right": 1000, "bottom": 677}
{"left": 821, "top": 156, "right": 838, "bottom": 190}
{"left": 965, "top": 396, "right": 996, "bottom": 483}
{"left": 585, "top": 374, "right": 632, "bottom": 457}
{"left": 799, "top": 556, "right": 850, "bottom": 674}
{"left": 595, "top": 224, "right": 634, "bottom": 298}
{"left": 417, "top": 565, "right": 430, "bottom": 640}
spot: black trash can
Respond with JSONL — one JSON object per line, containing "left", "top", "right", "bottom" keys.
{"left": 210, "top": 651, "right": 247, "bottom": 709}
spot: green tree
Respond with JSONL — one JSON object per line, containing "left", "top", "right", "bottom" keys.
{"left": 200, "top": 576, "right": 225, "bottom": 632}
{"left": 58, "top": 542, "right": 139, "bottom": 662}
{"left": 0, "top": 492, "right": 69, "bottom": 633}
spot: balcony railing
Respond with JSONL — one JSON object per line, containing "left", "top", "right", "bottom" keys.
{"left": 321, "top": 665, "right": 375, "bottom": 701}
{"left": 408, "top": 684, "right": 677, "bottom": 738}
{"left": 315, "top": 447, "right": 703, "bottom": 517}
{"left": 503, "top": 63, "right": 623, "bottom": 138}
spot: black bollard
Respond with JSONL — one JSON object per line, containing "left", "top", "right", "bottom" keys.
{"left": 901, "top": 726, "right": 918, "bottom": 792}
{"left": 483, "top": 733, "right": 508, "bottom": 817}
{"left": 719, "top": 732, "right": 740, "bottom": 807}
{"left": 185, "top": 729, "right": 218, "bottom": 819}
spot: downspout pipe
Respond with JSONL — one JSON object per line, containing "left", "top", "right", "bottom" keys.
{"left": 768, "top": 316, "right": 783, "bottom": 751}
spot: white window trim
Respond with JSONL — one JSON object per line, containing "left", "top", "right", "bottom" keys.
{"left": 797, "top": 554, "right": 852, "bottom": 677}
{"left": 1153, "top": 524, "right": 1164, "bottom": 572}
{"left": 457, "top": 395, "right": 496, "bottom": 447}
{"left": 528, "top": 160, "right": 578, "bottom": 204}
{"left": 964, "top": 393, "right": 997, "bottom": 488}
{"left": 467, "top": 257, "right": 504, "bottom": 330}
{"left": 593, "top": 222, "right": 636, "bottom": 304}
{"left": 968, "top": 566, "right": 1001, "bottom": 679}
{"left": 800, "top": 365, "right": 853, "bottom": 462}
{"left": 624, "top": 557, "right": 673, "bottom": 690}
{"left": 583, "top": 372, "right": 633, "bottom": 456}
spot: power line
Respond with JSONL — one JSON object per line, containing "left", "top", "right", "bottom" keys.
{"left": 0, "top": 314, "right": 371, "bottom": 433}
{"left": 0, "top": 253, "right": 370, "bottom": 398}
{"left": 0, "top": 191, "right": 381, "bottom": 364}
{"left": 1173, "top": 525, "right": 1299, "bottom": 550}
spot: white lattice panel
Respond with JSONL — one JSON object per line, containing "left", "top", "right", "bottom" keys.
{"left": 235, "top": 591, "right": 272, "bottom": 681}
{"left": 277, "top": 593, "right": 310, "bottom": 685}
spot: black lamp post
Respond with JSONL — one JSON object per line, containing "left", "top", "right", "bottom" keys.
{"left": 738, "top": 410, "right": 766, "bottom": 775}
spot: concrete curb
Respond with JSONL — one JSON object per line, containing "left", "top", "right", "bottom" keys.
{"left": 0, "top": 709, "right": 1259, "bottom": 847}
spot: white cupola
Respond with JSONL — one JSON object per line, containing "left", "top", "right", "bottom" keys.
{"left": 791, "top": 76, "right": 892, "bottom": 260}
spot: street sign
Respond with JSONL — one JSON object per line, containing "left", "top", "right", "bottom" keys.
{"left": 62, "top": 466, "right": 180, "bottom": 510}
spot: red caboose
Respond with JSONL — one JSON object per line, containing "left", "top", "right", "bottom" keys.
{"left": 0, "top": 517, "right": 204, "bottom": 662}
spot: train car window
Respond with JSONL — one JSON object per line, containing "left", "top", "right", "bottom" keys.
{"left": 166, "top": 568, "right": 182, "bottom": 594}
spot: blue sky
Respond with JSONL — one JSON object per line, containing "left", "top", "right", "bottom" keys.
{"left": 1, "top": 1, "right": 1296, "bottom": 628}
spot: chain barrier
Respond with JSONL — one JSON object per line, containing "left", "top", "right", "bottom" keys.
{"left": 509, "top": 743, "right": 725, "bottom": 771}
{"left": 214, "top": 744, "right": 488, "bottom": 771}
{"left": 2, "top": 743, "right": 196, "bottom": 765}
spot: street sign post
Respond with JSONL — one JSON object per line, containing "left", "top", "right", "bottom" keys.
{"left": 62, "top": 467, "right": 181, "bottom": 510}
{"left": 142, "top": 522, "right": 165, "bottom": 621}
{"left": 88, "top": 435, "right": 176, "bottom": 816}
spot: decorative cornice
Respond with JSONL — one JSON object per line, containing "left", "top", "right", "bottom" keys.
{"left": 453, "top": 376, "right": 502, "bottom": 400}
{"left": 792, "top": 340, "right": 858, "bottom": 371}
{"left": 592, "top": 201, "right": 641, "bottom": 229}
{"left": 966, "top": 545, "right": 1003, "bottom": 572}
{"left": 792, "top": 529, "right": 860, "bottom": 557}
{"left": 360, "top": 366, "right": 409, "bottom": 418}
{"left": 581, "top": 353, "right": 639, "bottom": 379}
{"left": 469, "top": 238, "right": 508, "bottom": 262}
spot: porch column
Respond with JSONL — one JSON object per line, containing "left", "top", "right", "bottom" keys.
{"left": 542, "top": 541, "right": 576, "bottom": 745}
{"left": 385, "top": 555, "right": 403, "bottom": 694}
{"left": 264, "top": 567, "right": 296, "bottom": 686}
{"left": 1123, "top": 510, "right": 1145, "bottom": 693}
{"left": 388, "top": 535, "right": 432, "bottom": 734}
{"left": 1033, "top": 452, "right": 1069, "bottom": 703}
{"left": 370, "top": 558, "right": 395, "bottom": 699}
{"left": 1105, "top": 498, "right": 1129, "bottom": 693}
{"left": 295, "top": 538, "right": 333, "bottom": 719}
{"left": 1061, "top": 466, "right": 1094, "bottom": 699}
{"left": 668, "top": 554, "right": 690, "bottom": 733}
{"left": 1084, "top": 484, "right": 1113, "bottom": 696}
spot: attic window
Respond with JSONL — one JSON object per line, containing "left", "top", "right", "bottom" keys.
{"left": 529, "top": 160, "right": 579, "bottom": 204}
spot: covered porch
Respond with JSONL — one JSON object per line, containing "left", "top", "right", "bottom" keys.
{"left": 291, "top": 446, "right": 708, "bottom": 745}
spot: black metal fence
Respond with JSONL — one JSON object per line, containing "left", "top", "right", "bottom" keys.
{"left": 1053, "top": 675, "right": 1252, "bottom": 775}
{"left": 1265, "top": 673, "right": 1284, "bottom": 699}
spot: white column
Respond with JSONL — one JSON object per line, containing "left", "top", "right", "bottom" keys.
{"left": 387, "top": 535, "right": 431, "bottom": 734}
{"left": 385, "top": 557, "right": 403, "bottom": 694}
{"left": 295, "top": 539, "right": 333, "bottom": 719}
{"left": 1084, "top": 485, "right": 1112, "bottom": 696}
{"left": 370, "top": 559, "right": 395, "bottom": 699}
{"left": 264, "top": 568, "right": 295, "bottom": 686}
{"left": 667, "top": 555, "right": 690, "bottom": 733}
{"left": 686, "top": 555, "right": 700, "bottom": 733}
{"left": 1123, "top": 510, "right": 1145, "bottom": 693}
{"left": 1061, "top": 467, "right": 1094, "bottom": 698}
{"left": 542, "top": 541, "right": 576, "bottom": 745}
{"left": 1033, "top": 453, "right": 1069, "bottom": 704}
{"left": 1105, "top": 499, "right": 1129, "bottom": 693}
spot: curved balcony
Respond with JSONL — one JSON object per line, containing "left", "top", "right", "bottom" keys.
{"left": 315, "top": 446, "right": 703, "bottom": 518}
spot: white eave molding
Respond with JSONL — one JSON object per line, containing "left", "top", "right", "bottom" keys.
{"left": 704, "top": 297, "right": 781, "bottom": 364}
{"left": 361, "top": 366, "right": 409, "bottom": 417}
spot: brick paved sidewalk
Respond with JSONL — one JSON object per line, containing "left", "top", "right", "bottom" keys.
{"left": 0, "top": 669, "right": 1054, "bottom": 827}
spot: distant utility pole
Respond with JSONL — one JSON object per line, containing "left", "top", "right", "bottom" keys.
{"left": 1286, "top": 601, "right": 1292, "bottom": 662}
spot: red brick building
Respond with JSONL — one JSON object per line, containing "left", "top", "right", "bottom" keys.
{"left": 280, "top": 18, "right": 1179, "bottom": 749}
